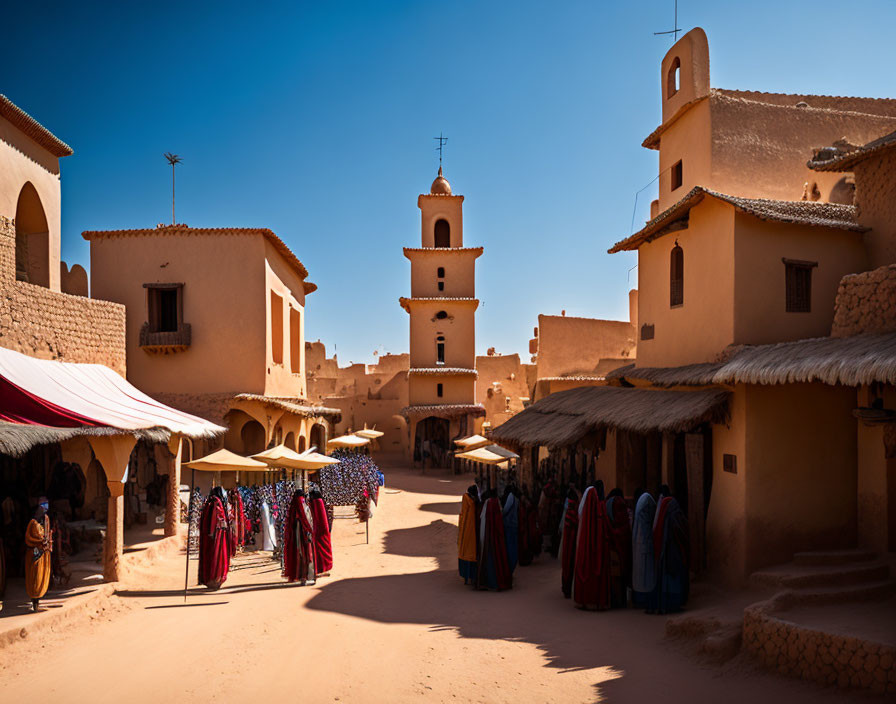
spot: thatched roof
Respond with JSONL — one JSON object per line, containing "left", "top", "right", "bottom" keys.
{"left": 607, "top": 361, "right": 724, "bottom": 387}
{"left": 610, "top": 332, "right": 896, "bottom": 388}
{"left": 608, "top": 186, "right": 866, "bottom": 254}
{"left": 233, "top": 394, "right": 341, "bottom": 421}
{"left": 711, "top": 332, "right": 896, "bottom": 386}
{"left": 400, "top": 403, "right": 486, "bottom": 420}
{"left": 490, "top": 386, "right": 729, "bottom": 449}
{"left": 0, "top": 423, "right": 170, "bottom": 459}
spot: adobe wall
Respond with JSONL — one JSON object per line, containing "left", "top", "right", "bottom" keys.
{"left": 831, "top": 263, "right": 896, "bottom": 338}
{"left": 0, "top": 116, "right": 62, "bottom": 292}
{"left": 710, "top": 94, "right": 896, "bottom": 203}
{"left": 476, "top": 353, "right": 531, "bottom": 423}
{"left": 637, "top": 197, "right": 735, "bottom": 367}
{"left": 88, "top": 231, "right": 267, "bottom": 395}
{"left": 733, "top": 213, "right": 868, "bottom": 346}
{"left": 744, "top": 383, "right": 857, "bottom": 572}
{"left": 743, "top": 593, "right": 896, "bottom": 695}
{"left": 535, "top": 315, "right": 635, "bottom": 379}
{"left": 855, "top": 150, "right": 896, "bottom": 268}
{"left": 0, "top": 216, "right": 126, "bottom": 373}
{"left": 263, "top": 239, "right": 309, "bottom": 399}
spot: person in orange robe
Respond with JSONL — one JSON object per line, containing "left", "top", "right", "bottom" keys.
{"left": 457, "top": 486, "right": 479, "bottom": 584}
{"left": 24, "top": 498, "right": 52, "bottom": 612}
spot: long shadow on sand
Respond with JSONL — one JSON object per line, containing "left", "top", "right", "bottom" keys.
{"left": 303, "top": 517, "right": 668, "bottom": 700}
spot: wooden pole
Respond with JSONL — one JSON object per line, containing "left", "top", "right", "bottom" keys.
{"left": 183, "top": 467, "right": 195, "bottom": 602}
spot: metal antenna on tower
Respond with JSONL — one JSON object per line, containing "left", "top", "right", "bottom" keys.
{"left": 163, "top": 152, "right": 182, "bottom": 225}
{"left": 654, "top": 0, "right": 681, "bottom": 42}
{"left": 433, "top": 133, "right": 448, "bottom": 167}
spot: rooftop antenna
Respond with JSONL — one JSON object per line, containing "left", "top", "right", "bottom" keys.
{"left": 654, "top": 0, "right": 681, "bottom": 42}
{"left": 163, "top": 152, "right": 182, "bottom": 225}
{"left": 433, "top": 132, "right": 448, "bottom": 167}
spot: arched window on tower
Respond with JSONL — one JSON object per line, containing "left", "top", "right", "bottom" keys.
{"left": 434, "top": 219, "right": 450, "bottom": 248}
{"left": 436, "top": 335, "right": 445, "bottom": 365}
{"left": 667, "top": 56, "right": 681, "bottom": 98}
{"left": 670, "top": 244, "right": 684, "bottom": 307}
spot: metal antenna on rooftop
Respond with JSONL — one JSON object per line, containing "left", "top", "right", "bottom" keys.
{"left": 654, "top": 0, "right": 681, "bottom": 42}
{"left": 163, "top": 152, "right": 182, "bottom": 225}
{"left": 433, "top": 133, "right": 448, "bottom": 167}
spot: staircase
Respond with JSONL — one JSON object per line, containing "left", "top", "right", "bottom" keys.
{"left": 750, "top": 549, "right": 895, "bottom": 601}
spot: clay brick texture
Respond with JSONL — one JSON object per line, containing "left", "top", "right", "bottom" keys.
{"left": 831, "top": 263, "right": 896, "bottom": 338}
{"left": 0, "top": 215, "right": 126, "bottom": 373}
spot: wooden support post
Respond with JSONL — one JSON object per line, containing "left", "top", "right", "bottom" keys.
{"left": 104, "top": 482, "right": 125, "bottom": 582}
{"left": 165, "top": 435, "right": 183, "bottom": 538}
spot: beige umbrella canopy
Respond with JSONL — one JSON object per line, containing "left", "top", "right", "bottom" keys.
{"left": 454, "top": 434, "right": 490, "bottom": 451}
{"left": 483, "top": 444, "right": 519, "bottom": 460}
{"left": 328, "top": 434, "right": 370, "bottom": 449}
{"left": 354, "top": 428, "right": 384, "bottom": 440}
{"left": 183, "top": 448, "right": 269, "bottom": 472}
{"left": 455, "top": 446, "right": 515, "bottom": 467}
{"left": 252, "top": 444, "right": 339, "bottom": 471}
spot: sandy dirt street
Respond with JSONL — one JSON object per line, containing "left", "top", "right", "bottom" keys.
{"left": 0, "top": 462, "right": 872, "bottom": 703}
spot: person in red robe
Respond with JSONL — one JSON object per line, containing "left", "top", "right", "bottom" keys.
{"left": 560, "top": 486, "right": 580, "bottom": 598}
{"left": 198, "top": 488, "right": 230, "bottom": 590}
{"left": 283, "top": 490, "right": 316, "bottom": 585}
{"left": 309, "top": 490, "right": 333, "bottom": 576}
{"left": 606, "top": 488, "right": 632, "bottom": 608}
{"left": 476, "top": 491, "right": 512, "bottom": 591}
{"left": 572, "top": 482, "right": 612, "bottom": 610}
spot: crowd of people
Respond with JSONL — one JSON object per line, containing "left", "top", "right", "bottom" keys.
{"left": 457, "top": 474, "right": 690, "bottom": 613}
{"left": 191, "top": 453, "right": 384, "bottom": 591}
{"left": 196, "top": 486, "right": 334, "bottom": 590}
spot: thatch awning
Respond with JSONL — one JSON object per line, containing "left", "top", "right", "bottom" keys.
{"left": 233, "top": 394, "right": 341, "bottom": 421}
{"left": 490, "top": 386, "right": 729, "bottom": 449}
{"left": 711, "top": 332, "right": 896, "bottom": 386}
{"left": 609, "top": 332, "right": 896, "bottom": 388}
{"left": 400, "top": 403, "right": 486, "bottom": 420}
{"left": 0, "top": 422, "right": 170, "bottom": 459}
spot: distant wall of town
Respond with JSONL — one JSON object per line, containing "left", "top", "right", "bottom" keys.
{"left": 831, "top": 263, "right": 896, "bottom": 338}
{"left": 0, "top": 215, "right": 126, "bottom": 373}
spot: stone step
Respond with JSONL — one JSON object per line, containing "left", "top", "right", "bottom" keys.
{"left": 786, "top": 579, "right": 896, "bottom": 605}
{"left": 750, "top": 561, "right": 890, "bottom": 589}
{"left": 792, "top": 548, "right": 878, "bottom": 567}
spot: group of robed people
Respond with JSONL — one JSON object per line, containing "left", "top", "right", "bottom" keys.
{"left": 457, "top": 483, "right": 542, "bottom": 591}
{"left": 198, "top": 486, "right": 333, "bottom": 590}
{"left": 457, "top": 477, "right": 690, "bottom": 613}
{"left": 561, "top": 482, "right": 689, "bottom": 613}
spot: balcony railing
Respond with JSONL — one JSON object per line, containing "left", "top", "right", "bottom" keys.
{"left": 139, "top": 322, "right": 191, "bottom": 353}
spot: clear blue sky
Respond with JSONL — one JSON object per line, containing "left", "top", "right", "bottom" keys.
{"left": 4, "top": 1, "right": 893, "bottom": 364}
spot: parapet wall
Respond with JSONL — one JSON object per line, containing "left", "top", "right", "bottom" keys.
{"left": 831, "top": 263, "right": 896, "bottom": 338}
{"left": 743, "top": 591, "right": 896, "bottom": 695}
{"left": 0, "top": 215, "right": 126, "bottom": 373}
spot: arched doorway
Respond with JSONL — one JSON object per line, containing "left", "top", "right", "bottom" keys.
{"left": 284, "top": 431, "right": 295, "bottom": 450}
{"left": 415, "top": 416, "right": 450, "bottom": 467}
{"left": 240, "top": 420, "right": 265, "bottom": 455}
{"left": 310, "top": 423, "right": 327, "bottom": 452}
{"left": 15, "top": 182, "right": 50, "bottom": 287}
{"left": 298, "top": 435, "right": 307, "bottom": 452}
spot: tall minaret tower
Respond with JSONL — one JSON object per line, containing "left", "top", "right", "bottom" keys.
{"left": 400, "top": 167, "right": 484, "bottom": 466}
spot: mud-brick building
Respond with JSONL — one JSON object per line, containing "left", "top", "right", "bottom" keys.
{"left": 494, "top": 28, "right": 896, "bottom": 584}
{"left": 84, "top": 225, "right": 340, "bottom": 465}
{"left": 0, "top": 95, "right": 220, "bottom": 583}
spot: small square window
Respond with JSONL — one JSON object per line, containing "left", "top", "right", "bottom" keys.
{"left": 723, "top": 454, "right": 737, "bottom": 474}
{"left": 640, "top": 324, "right": 655, "bottom": 341}
{"left": 438, "top": 281, "right": 444, "bottom": 291}
{"left": 783, "top": 258, "right": 817, "bottom": 313}
{"left": 671, "top": 160, "right": 683, "bottom": 191}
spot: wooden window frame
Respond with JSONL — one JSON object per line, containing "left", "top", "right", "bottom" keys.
{"left": 783, "top": 258, "right": 817, "bottom": 313}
